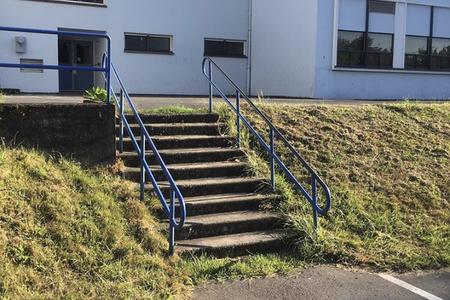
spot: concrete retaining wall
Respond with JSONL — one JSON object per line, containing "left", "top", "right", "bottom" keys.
{"left": 0, "top": 103, "right": 116, "bottom": 165}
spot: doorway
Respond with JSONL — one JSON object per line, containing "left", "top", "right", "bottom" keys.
{"left": 58, "top": 39, "right": 94, "bottom": 92}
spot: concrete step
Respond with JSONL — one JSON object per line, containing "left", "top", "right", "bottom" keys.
{"left": 182, "top": 193, "right": 280, "bottom": 216}
{"left": 175, "top": 210, "right": 281, "bottom": 240}
{"left": 118, "top": 135, "right": 234, "bottom": 151}
{"left": 124, "top": 113, "right": 220, "bottom": 124}
{"left": 117, "top": 122, "right": 224, "bottom": 136}
{"left": 118, "top": 147, "right": 244, "bottom": 166}
{"left": 143, "top": 177, "right": 267, "bottom": 197}
{"left": 176, "top": 229, "right": 285, "bottom": 258}
{"left": 122, "top": 161, "right": 248, "bottom": 181}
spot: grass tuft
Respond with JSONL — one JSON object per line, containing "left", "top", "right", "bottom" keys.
{"left": 130, "top": 106, "right": 208, "bottom": 115}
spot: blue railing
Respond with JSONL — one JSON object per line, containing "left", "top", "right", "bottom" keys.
{"left": 102, "top": 55, "right": 186, "bottom": 255}
{"left": 202, "top": 57, "right": 331, "bottom": 227}
{"left": 0, "top": 26, "right": 111, "bottom": 104}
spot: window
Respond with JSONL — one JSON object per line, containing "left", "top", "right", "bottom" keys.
{"left": 366, "top": 33, "right": 393, "bottom": 67}
{"left": 124, "top": 33, "right": 173, "bottom": 54}
{"left": 405, "top": 36, "right": 429, "bottom": 69}
{"left": 20, "top": 58, "right": 44, "bottom": 73}
{"left": 336, "top": 0, "right": 394, "bottom": 69}
{"left": 204, "top": 39, "right": 246, "bottom": 58}
{"left": 337, "top": 31, "right": 393, "bottom": 68}
{"left": 405, "top": 6, "right": 450, "bottom": 71}
{"left": 431, "top": 38, "right": 450, "bottom": 70}
{"left": 337, "top": 31, "right": 364, "bottom": 67}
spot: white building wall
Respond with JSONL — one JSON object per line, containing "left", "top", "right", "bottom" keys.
{"left": 0, "top": 0, "right": 249, "bottom": 94}
{"left": 314, "top": 0, "right": 450, "bottom": 100}
{"left": 250, "top": 0, "right": 317, "bottom": 98}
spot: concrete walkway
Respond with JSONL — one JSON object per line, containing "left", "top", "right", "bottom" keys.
{"left": 3, "top": 94, "right": 411, "bottom": 109}
{"left": 193, "top": 266, "right": 449, "bottom": 300}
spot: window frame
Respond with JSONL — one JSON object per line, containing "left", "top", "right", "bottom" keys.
{"left": 336, "top": 29, "right": 394, "bottom": 69}
{"left": 124, "top": 33, "right": 174, "bottom": 55}
{"left": 404, "top": 6, "right": 450, "bottom": 72}
{"left": 204, "top": 38, "right": 247, "bottom": 59}
{"left": 430, "top": 36, "right": 450, "bottom": 71}
{"left": 404, "top": 34, "right": 430, "bottom": 70}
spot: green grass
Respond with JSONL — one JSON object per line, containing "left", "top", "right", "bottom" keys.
{"left": 184, "top": 254, "right": 305, "bottom": 284}
{"left": 0, "top": 146, "right": 191, "bottom": 299}
{"left": 216, "top": 101, "right": 450, "bottom": 272}
{"left": 126, "top": 106, "right": 208, "bottom": 115}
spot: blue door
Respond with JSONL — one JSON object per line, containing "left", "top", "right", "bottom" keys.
{"left": 58, "top": 39, "right": 94, "bottom": 91}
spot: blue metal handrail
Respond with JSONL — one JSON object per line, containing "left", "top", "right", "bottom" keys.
{"left": 102, "top": 55, "right": 186, "bottom": 255}
{"left": 202, "top": 57, "right": 331, "bottom": 227}
{"left": 0, "top": 26, "right": 111, "bottom": 104}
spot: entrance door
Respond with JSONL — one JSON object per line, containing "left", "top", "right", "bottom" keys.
{"left": 58, "top": 39, "right": 94, "bottom": 91}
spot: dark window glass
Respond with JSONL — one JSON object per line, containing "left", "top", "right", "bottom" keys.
{"left": 125, "top": 35, "right": 147, "bottom": 51}
{"left": 405, "top": 36, "right": 429, "bottom": 69}
{"left": 430, "top": 38, "right": 450, "bottom": 70}
{"left": 367, "top": 33, "right": 392, "bottom": 53}
{"left": 225, "top": 41, "right": 244, "bottom": 56}
{"left": 204, "top": 40, "right": 224, "bottom": 56}
{"left": 405, "top": 36, "right": 428, "bottom": 55}
{"left": 148, "top": 36, "right": 171, "bottom": 52}
{"left": 58, "top": 40, "right": 71, "bottom": 64}
{"left": 337, "top": 31, "right": 364, "bottom": 67}
{"left": 431, "top": 38, "right": 450, "bottom": 57}
{"left": 125, "top": 34, "right": 172, "bottom": 53}
{"left": 337, "top": 31, "right": 392, "bottom": 68}
{"left": 338, "top": 31, "right": 364, "bottom": 51}
{"left": 368, "top": 0, "right": 395, "bottom": 14}
{"left": 366, "top": 33, "right": 393, "bottom": 67}
{"left": 204, "top": 39, "right": 246, "bottom": 57}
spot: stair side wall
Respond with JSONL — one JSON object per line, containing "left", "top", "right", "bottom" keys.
{"left": 0, "top": 103, "right": 116, "bottom": 165}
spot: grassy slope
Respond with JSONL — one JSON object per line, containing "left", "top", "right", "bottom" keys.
{"left": 2, "top": 102, "right": 448, "bottom": 296}
{"left": 0, "top": 147, "right": 190, "bottom": 299}
{"left": 219, "top": 101, "right": 450, "bottom": 272}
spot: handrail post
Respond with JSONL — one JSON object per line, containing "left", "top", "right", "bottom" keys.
{"left": 140, "top": 130, "right": 146, "bottom": 201}
{"left": 311, "top": 175, "right": 318, "bottom": 229}
{"left": 270, "top": 127, "right": 275, "bottom": 191}
{"left": 169, "top": 189, "right": 175, "bottom": 256}
{"left": 208, "top": 60, "right": 213, "bottom": 113}
{"left": 106, "top": 39, "right": 111, "bottom": 105}
{"left": 236, "top": 90, "right": 241, "bottom": 148}
{"left": 119, "top": 89, "right": 124, "bottom": 153}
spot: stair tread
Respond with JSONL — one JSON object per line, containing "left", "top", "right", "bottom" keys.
{"left": 118, "top": 147, "right": 242, "bottom": 156}
{"left": 125, "top": 113, "right": 219, "bottom": 117}
{"left": 117, "top": 122, "right": 223, "bottom": 128}
{"left": 184, "top": 193, "right": 279, "bottom": 203}
{"left": 176, "top": 229, "right": 284, "bottom": 249}
{"left": 122, "top": 161, "right": 246, "bottom": 172}
{"left": 182, "top": 210, "right": 279, "bottom": 226}
{"left": 145, "top": 176, "right": 264, "bottom": 189}
{"left": 119, "top": 135, "right": 231, "bottom": 140}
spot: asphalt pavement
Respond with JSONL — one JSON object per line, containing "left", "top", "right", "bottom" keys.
{"left": 193, "top": 266, "right": 449, "bottom": 300}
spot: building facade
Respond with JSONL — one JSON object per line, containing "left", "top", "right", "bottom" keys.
{"left": 0, "top": 0, "right": 449, "bottom": 99}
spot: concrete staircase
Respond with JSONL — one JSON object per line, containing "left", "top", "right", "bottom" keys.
{"left": 117, "top": 113, "right": 284, "bottom": 257}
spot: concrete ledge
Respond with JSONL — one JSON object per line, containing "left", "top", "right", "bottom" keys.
{"left": 0, "top": 103, "right": 116, "bottom": 165}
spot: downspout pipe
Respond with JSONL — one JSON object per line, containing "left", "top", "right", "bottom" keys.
{"left": 246, "top": 0, "right": 253, "bottom": 96}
